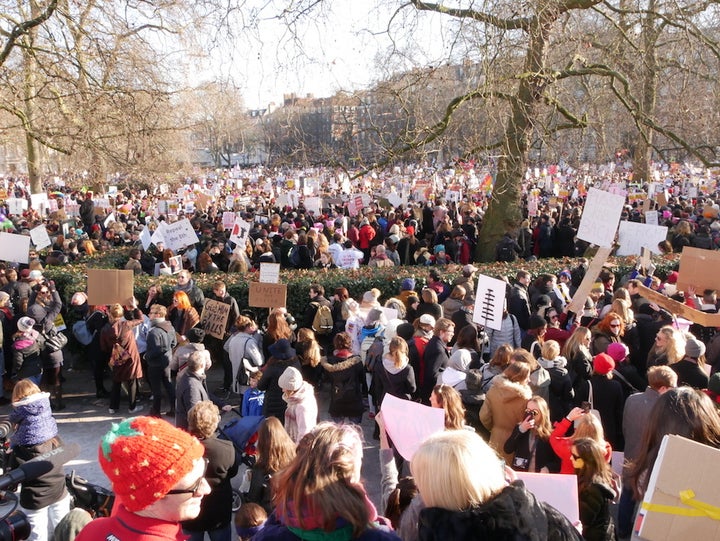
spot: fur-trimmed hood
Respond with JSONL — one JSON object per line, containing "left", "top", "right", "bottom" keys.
{"left": 487, "top": 375, "right": 532, "bottom": 403}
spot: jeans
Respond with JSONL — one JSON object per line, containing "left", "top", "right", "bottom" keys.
{"left": 185, "top": 523, "right": 233, "bottom": 541}
{"left": 617, "top": 485, "right": 637, "bottom": 538}
{"left": 147, "top": 365, "right": 175, "bottom": 414}
{"left": 21, "top": 493, "right": 71, "bottom": 541}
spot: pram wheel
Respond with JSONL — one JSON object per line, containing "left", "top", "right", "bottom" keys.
{"left": 232, "top": 488, "right": 244, "bottom": 513}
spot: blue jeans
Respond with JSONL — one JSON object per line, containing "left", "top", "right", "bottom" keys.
{"left": 185, "top": 523, "right": 232, "bottom": 541}
{"left": 147, "top": 365, "right": 175, "bottom": 415}
{"left": 617, "top": 485, "right": 637, "bottom": 538}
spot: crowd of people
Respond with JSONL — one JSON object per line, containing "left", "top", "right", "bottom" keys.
{"left": 2, "top": 163, "right": 720, "bottom": 541}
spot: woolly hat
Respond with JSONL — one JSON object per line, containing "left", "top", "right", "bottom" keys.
{"left": 666, "top": 271, "right": 679, "bottom": 284}
{"left": 98, "top": 416, "right": 204, "bottom": 512}
{"left": 593, "top": 353, "right": 615, "bottom": 376}
{"left": 186, "top": 327, "right": 205, "bottom": 344}
{"left": 20, "top": 269, "right": 30, "bottom": 279}
{"left": 362, "top": 291, "right": 379, "bottom": 304}
{"left": 0, "top": 291, "right": 9, "bottom": 304}
{"left": 70, "top": 292, "right": 88, "bottom": 306}
{"left": 434, "top": 244, "right": 446, "bottom": 255}
{"left": 278, "top": 366, "right": 303, "bottom": 392}
{"left": 462, "top": 264, "right": 478, "bottom": 275}
{"left": 401, "top": 278, "right": 416, "bottom": 291}
{"left": 17, "top": 316, "right": 35, "bottom": 332}
{"left": 268, "top": 338, "right": 296, "bottom": 360}
{"left": 685, "top": 336, "right": 706, "bottom": 359}
{"left": 29, "top": 270, "right": 43, "bottom": 281}
{"left": 606, "top": 342, "right": 629, "bottom": 363}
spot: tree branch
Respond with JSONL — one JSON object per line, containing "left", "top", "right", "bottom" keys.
{"left": 0, "top": 0, "right": 58, "bottom": 67}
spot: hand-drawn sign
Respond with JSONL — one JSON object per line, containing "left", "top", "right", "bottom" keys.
{"left": 200, "top": 300, "right": 232, "bottom": 340}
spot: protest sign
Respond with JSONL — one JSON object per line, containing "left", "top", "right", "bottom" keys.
{"left": 53, "top": 313, "right": 67, "bottom": 332}
{"left": 103, "top": 212, "right": 116, "bottom": 228}
{"left": 222, "top": 211, "right": 236, "bottom": 230}
{"left": 163, "top": 218, "right": 199, "bottom": 251}
{"left": 677, "top": 247, "right": 720, "bottom": 293}
{"left": 380, "top": 394, "right": 445, "bottom": 461}
{"left": 576, "top": 188, "right": 625, "bottom": 248}
{"left": 199, "top": 300, "right": 232, "bottom": 340}
{"left": 566, "top": 247, "right": 613, "bottom": 314}
{"left": 249, "top": 282, "right": 287, "bottom": 308}
{"left": 229, "top": 218, "right": 251, "bottom": 247}
{"left": 139, "top": 226, "right": 152, "bottom": 250}
{"left": 515, "top": 472, "right": 579, "bottom": 526}
{"left": 87, "top": 269, "right": 134, "bottom": 305}
{"left": 472, "top": 274, "right": 507, "bottom": 331}
{"left": 150, "top": 222, "right": 166, "bottom": 247}
{"left": 616, "top": 222, "right": 668, "bottom": 256}
{"left": 636, "top": 435, "right": 720, "bottom": 541}
{"left": 304, "top": 196, "right": 321, "bottom": 215}
{"left": 7, "top": 198, "right": 27, "bottom": 216}
{"left": 259, "top": 263, "right": 281, "bottom": 284}
{"left": 168, "top": 255, "right": 182, "bottom": 274}
{"left": 0, "top": 232, "right": 31, "bottom": 264}
{"left": 30, "top": 192, "right": 49, "bottom": 212}
{"left": 30, "top": 225, "right": 52, "bottom": 250}
{"left": 645, "top": 209, "right": 659, "bottom": 226}
{"left": 636, "top": 282, "right": 720, "bottom": 327}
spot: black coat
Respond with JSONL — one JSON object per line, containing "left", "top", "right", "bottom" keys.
{"left": 579, "top": 483, "right": 616, "bottom": 541}
{"left": 182, "top": 436, "right": 239, "bottom": 533}
{"left": 322, "top": 354, "right": 365, "bottom": 418}
{"left": 503, "top": 426, "right": 560, "bottom": 473}
{"left": 418, "top": 336, "right": 449, "bottom": 404}
{"left": 419, "top": 482, "right": 582, "bottom": 541}
{"left": 546, "top": 367, "right": 574, "bottom": 423}
{"left": 590, "top": 375, "right": 625, "bottom": 451}
{"left": 257, "top": 357, "right": 302, "bottom": 421}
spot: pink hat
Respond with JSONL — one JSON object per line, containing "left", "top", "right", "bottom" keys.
{"left": 606, "top": 342, "right": 629, "bottom": 363}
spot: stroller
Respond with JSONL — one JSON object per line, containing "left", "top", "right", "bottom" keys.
{"left": 218, "top": 413, "right": 265, "bottom": 512}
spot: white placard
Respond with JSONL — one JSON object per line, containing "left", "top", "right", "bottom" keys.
{"left": 7, "top": 198, "right": 28, "bottom": 216}
{"left": 304, "top": 197, "right": 321, "bottom": 215}
{"left": 229, "top": 218, "right": 251, "bottom": 247}
{"left": 380, "top": 394, "right": 445, "bottom": 461}
{"left": 0, "top": 232, "right": 31, "bottom": 264}
{"left": 472, "top": 274, "right": 507, "bottom": 331}
{"left": 150, "top": 221, "right": 167, "bottom": 247}
{"left": 616, "top": 221, "right": 668, "bottom": 256}
{"left": 103, "top": 212, "right": 116, "bottom": 228}
{"left": 29, "top": 225, "right": 51, "bottom": 250}
{"left": 576, "top": 187, "right": 626, "bottom": 248}
{"left": 94, "top": 197, "right": 110, "bottom": 209}
{"left": 645, "top": 210, "right": 659, "bottom": 226}
{"left": 515, "top": 472, "right": 580, "bottom": 527}
{"left": 30, "top": 193, "right": 49, "bottom": 212}
{"left": 139, "top": 226, "right": 152, "bottom": 250}
{"left": 259, "top": 263, "right": 281, "bottom": 284}
{"left": 162, "top": 218, "right": 198, "bottom": 251}
{"left": 222, "top": 212, "right": 236, "bottom": 230}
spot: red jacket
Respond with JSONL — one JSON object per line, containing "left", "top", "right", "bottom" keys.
{"left": 550, "top": 417, "right": 613, "bottom": 474}
{"left": 358, "top": 224, "right": 376, "bottom": 249}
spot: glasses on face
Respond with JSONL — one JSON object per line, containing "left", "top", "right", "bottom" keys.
{"left": 39, "top": 289, "right": 49, "bottom": 294}
{"left": 166, "top": 458, "right": 209, "bottom": 496}
{"left": 549, "top": 314, "right": 558, "bottom": 320}
{"left": 609, "top": 322, "right": 621, "bottom": 328}
{"left": 524, "top": 409, "right": 539, "bottom": 418}
{"left": 570, "top": 452, "right": 581, "bottom": 461}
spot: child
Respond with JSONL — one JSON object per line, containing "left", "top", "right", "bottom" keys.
{"left": 235, "top": 502, "right": 267, "bottom": 541}
{"left": 571, "top": 437, "right": 618, "bottom": 541}
{"left": 9, "top": 379, "right": 57, "bottom": 449}
{"left": 241, "top": 369, "right": 265, "bottom": 417}
{"left": 12, "top": 317, "right": 44, "bottom": 385}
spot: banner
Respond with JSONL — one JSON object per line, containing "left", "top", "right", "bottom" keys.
{"left": 199, "top": 300, "right": 232, "bottom": 340}
{"left": 87, "top": 269, "right": 134, "bottom": 305}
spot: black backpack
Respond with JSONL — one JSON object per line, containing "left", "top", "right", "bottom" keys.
{"left": 496, "top": 238, "right": 516, "bottom": 262}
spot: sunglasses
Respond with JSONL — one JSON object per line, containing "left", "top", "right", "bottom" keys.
{"left": 166, "top": 458, "right": 209, "bottom": 496}
{"left": 570, "top": 452, "right": 581, "bottom": 461}
{"left": 524, "top": 409, "right": 539, "bottom": 418}
{"left": 609, "top": 323, "right": 621, "bottom": 328}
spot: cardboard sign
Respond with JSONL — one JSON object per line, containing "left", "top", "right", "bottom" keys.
{"left": 516, "top": 472, "right": 579, "bottom": 527}
{"left": 636, "top": 283, "right": 720, "bottom": 327}
{"left": 677, "top": 247, "right": 720, "bottom": 293}
{"left": 472, "top": 274, "right": 507, "bottom": 331}
{"left": 636, "top": 435, "right": 720, "bottom": 540}
{"left": 576, "top": 188, "right": 626, "bottom": 248}
{"left": 163, "top": 218, "right": 198, "bottom": 252}
{"left": 616, "top": 221, "right": 668, "bottom": 256}
{"left": 199, "top": 299, "right": 232, "bottom": 340}
{"left": 87, "top": 269, "right": 134, "bottom": 305}
{"left": 30, "top": 225, "right": 52, "bottom": 250}
{"left": 0, "top": 232, "right": 31, "bottom": 264}
{"left": 380, "top": 394, "right": 445, "bottom": 461}
{"left": 259, "top": 263, "right": 280, "bottom": 284}
{"left": 248, "top": 282, "right": 287, "bottom": 308}
{"left": 566, "top": 247, "right": 613, "bottom": 314}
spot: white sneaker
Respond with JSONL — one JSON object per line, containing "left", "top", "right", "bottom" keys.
{"left": 129, "top": 405, "right": 144, "bottom": 414}
{"left": 108, "top": 408, "right": 116, "bottom": 414}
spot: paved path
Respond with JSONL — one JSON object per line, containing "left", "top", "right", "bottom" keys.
{"left": 0, "top": 359, "right": 385, "bottom": 510}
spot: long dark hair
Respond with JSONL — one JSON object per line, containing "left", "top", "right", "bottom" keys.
{"left": 573, "top": 438, "right": 613, "bottom": 494}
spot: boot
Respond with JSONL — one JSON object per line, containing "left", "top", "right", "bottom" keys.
{"left": 52, "top": 384, "right": 65, "bottom": 411}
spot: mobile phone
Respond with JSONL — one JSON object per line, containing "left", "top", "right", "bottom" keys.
{"left": 581, "top": 401, "right": 591, "bottom": 413}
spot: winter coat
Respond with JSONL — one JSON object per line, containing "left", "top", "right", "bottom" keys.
{"left": 579, "top": 482, "right": 617, "bottom": 541}
{"left": 174, "top": 280, "right": 205, "bottom": 313}
{"left": 145, "top": 320, "right": 177, "bottom": 369}
{"left": 12, "top": 331, "right": 44, "bottom": 380}
{"left": 508, "top": 282, "right": 532, "bottom": 330}
{"left": 255, "top": 512, "right": 399, "bottom": 541}
{"left": 590, "top": 330, "right": 621, "bottom": 356}
{"left": 76, "top": 504, "right": 186, "bottom": 541}
{"left": 671, "top": 358, "right": 709, "bottom": 389}
{"left": 590, "top": 375, "right": 626, "bottom": 451}
{"left": 258, "top": 357, "right": 302, "bottom": 421}
{"left": 100, "top": 317, "right": 144, "bottom": 383}
{"left": 418, "top": 335, "right": 449, "bottom": 404}
{"left": 503, "top": 426, "right": 560, "bottom": 473}
{"left": 487, "top": 313, "right": 521, "bottom": 356}
{"left": 283, "top": 381, "right": 318, "bottom": 443}
{"left": 27, "top": 290, "right": 64, "bottom": 367}
{"left": 480, "top": 375, "right": 533, "bottom": 464}
{"left": 321, "top": 352, "right": 365, "bottom": 418}
{"left": 171, "top": 343, "right": 211, "bottom": 373}
{"left": 376, "top": 355, "right": 417, "bottom": 404}
{"left": 168, "top": 306, "right": 200, "bottom": 338}
{"left": 9, "top": 392, "right": 57, "bottom": 447}
{"left": 10, "top": 436, "right": 67, "bottom": 510}
{"left": 418, "top": 482, "right": 582, "bottom": 541}
{"left": 175, "top": 370, "right": 211, "bottom": 430}
{"left": 568, "top": 349, "right": 593, "bottom": 407}
{"left": 544, "top": 365, "right": 574, "bottom": 423}
{"left": 182, "top": 436, "right": 239, "bottom": 533}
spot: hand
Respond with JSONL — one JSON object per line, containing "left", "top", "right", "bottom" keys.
{"left": 375, "top": 411, "right": 390, "bottom": 450}
{"left": 686, "top": 286, "right": 697, "bottom": 298}
{"left": 221, "top": 404, "right": 233, "bottom": 412}
{"left": 519, "top": 416, "right": 535, "bottom": 432}
{"left": 567, "top": 407, "right": 586, "bottom": 422}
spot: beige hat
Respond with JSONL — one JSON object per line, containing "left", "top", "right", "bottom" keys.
{"left": 278, "top": 366, "right": 303, "bottom": 392}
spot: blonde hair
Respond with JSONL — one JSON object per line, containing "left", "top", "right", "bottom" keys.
{"left": 12, "top": 379, "right": 41, "bottom": 402}
{"left": 656, "top": 325, "right": 686, "bottom": 364}
{"left": 297, "top": 328, "right": 321, "bottom": 368}
{"left": 562, "top": 327, "right": 591, "bottom": 359}
{"left": 541, "top": 340, "right": 560, "bottom": 360}
{"left": 187, "top": 400, "right": 220, "bottom": 439}
{"left": 411, "top": 430, "right": 505, "bottom": 510}
{"left": 108, "top": 303, "right": 124, "bottom": 320}
{"left": 432, "top": 384, "right": 466, "bottom": 430}
{"left": 574, "top": 412, "right": 606, "bottom": 443}
{"left": 528, "top": 396, "right": 552, "bottom": 439}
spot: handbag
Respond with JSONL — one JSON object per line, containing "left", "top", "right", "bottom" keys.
{"left": 109, "top": 342, "right": 132, "bottom": 368}
{"left": 42, "top": 328, "right": 68, "bottom": 352}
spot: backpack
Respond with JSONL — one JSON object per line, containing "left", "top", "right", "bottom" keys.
{"left": 289, "top": 246, "right": 301, "bottom": 268}
{"left": 311, "top": 303, "right": 334, "bottom": 335}
{"left": 361, "top": 334, "right": 384, "bottom": 372}
{"left": 72, "top": 319, "right": 94, "bottom": 346}
{"left": 496, "top": 238, "right": 516, "bottom": 262}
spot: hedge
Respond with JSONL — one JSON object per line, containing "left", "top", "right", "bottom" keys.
{"left": 43, "top": 247, "right": 681, "bottom": 322}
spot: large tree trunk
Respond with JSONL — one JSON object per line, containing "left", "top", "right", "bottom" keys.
{"left": 477, "top": 16, "right": 553, "bottom": 261}
{"left": 23, "top": 0, "right": 42, "bottom": 194}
